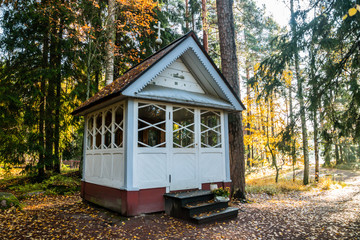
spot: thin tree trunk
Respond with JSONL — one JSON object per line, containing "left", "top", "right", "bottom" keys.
{"left": 105, "top": 0, "right": 115, "bottom": 85}
{"left": 339, "top": 144, "right": 343, "bottom": 164}
{"left": 201, "top": 0, "right": 208, "bottom": 52}
{"left": 216, "top": 0, "right": 246, "bottom": 200}
{"left": 289, "top": 77, "right": 296, "bottom": 181}
{"left": 185, "top": 0, "right": 189, "bottom": 32}
{"left": 290, "top": 0, "right": 309, "bottom": 185}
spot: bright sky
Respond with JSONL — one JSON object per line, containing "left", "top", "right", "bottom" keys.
{"left": 255, "top": 0, "right": 290, "bottom": 27}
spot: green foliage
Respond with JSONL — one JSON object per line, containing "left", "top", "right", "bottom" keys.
{"left": 8, "top": 172, "right": 80, "bottom": 196}
{"left": 212, "top": 187, "right": 230, "bottom": 198}
{"left": 0, "top": 192, "right": 20, "bottom": 210}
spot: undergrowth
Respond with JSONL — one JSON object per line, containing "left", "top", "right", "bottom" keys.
{"left": 0, "top": 171, "right": 81, "bottom": 197}
{"left": 246, "top": 176, "right": 346, "bottom": 195}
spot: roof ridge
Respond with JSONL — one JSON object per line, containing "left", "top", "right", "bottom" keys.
{"left": 114, "top": 31, "right": 195, "bottom": 82}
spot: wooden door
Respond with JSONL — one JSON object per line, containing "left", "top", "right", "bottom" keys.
{"left": 170, "top": 107, "right": 199, "bottom": 191}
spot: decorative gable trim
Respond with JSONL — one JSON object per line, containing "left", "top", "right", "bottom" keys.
{"left": 122, "top": 37, "right": 244, "bottom": 111}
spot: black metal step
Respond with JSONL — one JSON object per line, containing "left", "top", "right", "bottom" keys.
{"left": 191, "top": 207, "right": 239, "bottom": 224}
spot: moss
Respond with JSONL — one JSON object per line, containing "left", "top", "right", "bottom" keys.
{"left": 0, "top": 192, "right": 20, "bottom": 210}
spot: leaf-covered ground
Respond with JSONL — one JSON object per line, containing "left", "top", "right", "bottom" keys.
{"left": 0, "top": 169, "right": 359, "bottom": 239}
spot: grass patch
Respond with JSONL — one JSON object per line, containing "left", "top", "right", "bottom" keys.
{"left": 246, "top": 177, "right": 311, "bottom": 195}
{"left": 326, "top": 162, "right": 360, "bottom": 171}
{"left": 246, "top": 175, "right": 346, "bottom": 195}
{"left": 1, "top": 171, "right": 81, "bottom": 197}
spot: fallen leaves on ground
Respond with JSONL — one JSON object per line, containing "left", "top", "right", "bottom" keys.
{"left": 0, "top": 171, "right": 359, "bottom": 239}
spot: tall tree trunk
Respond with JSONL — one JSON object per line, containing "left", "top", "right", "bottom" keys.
{"left": 289, "top": 81, "right": 296, "bottom": 181}
{"left": 314, "top": 108, "right": 319, "bottom": 181}
{"left": 290, "top": 0, "right": 309, "bottom": 185}
{"left": 105, "top": 0, "right": 115, "bottom": 85}
{"left": 323, "top": 140, "right": 331, "bottom": 166}
{"left": 216, "top": 0, "right": 246, "bottom": 200}
{"left": 45, "top": 15, "right": 58, "bottom": 171}
{"left": 54, "top": 17, "right": 63, "bottom": 174}
{"left": 246, "top": 66, "right": 251, "bottom": 167}
{"left": 309, "top": 6, "right": 320, "bottom": 183}
{"left": 339, "top": 144, "right": 344, "bottom": 164}
{"left": 335, "top": 143, "right": 340, "bottom": 165}
{"left": 201, "top": 0, "right": 208, "bottom": 52}
{"left": 311, "top": 52, "right": 320, "bottom": 182}
{"left": 185, "top": 0, "right": 189, "bottom": 32}
{"left": 38, "top": 1, "right": 48, "bottom": 177}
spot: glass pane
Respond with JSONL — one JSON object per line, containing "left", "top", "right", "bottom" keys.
{"left": 113, "top": 106, "right": 124, "bottom": 148}
{"left": 201, "top": 111, "right": 221, "bottom": 148}
{"left": 88, "top": 116, "right": 93, "bottom": 131}
{"left": 115, "top": 107, "right": 123, "bottom": 124}
{"left": 87, "top": 133, "right": 93, "bottom": 150}
{"left": 87, "top": 116, "right": 94, "bottom": 150}
{"left": 138, "top": 103, "right": 166, "bottom": 147}
{"left": 104, "top": 131, "right": 111, "bottom": 148}
{"left": 173, "top": 107, "right": 194, "bottom": 148}
{"left": 95, "top": 113, "right": 102, "bottom": 148}
{"left": 115, "top": 128, "right": 123, "bottom": 147}
{"left": 105, "top": 111, "right": 112, "bottom": 127}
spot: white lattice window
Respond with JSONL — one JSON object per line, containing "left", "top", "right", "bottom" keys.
{"left": 201, "top": 110, "right": 222, "bottom": 148}
{"left": 85, "top": 103, "right": 124, "bottom": 151}
{"left": 94, "top": 112, "right": 102, "bottom": 149}
{"left": 138, "top": 103, "right": 166, "bottom": 148}
{"left": 86, "top": 116, "right": 94, "bottom": 150}
{"left": 114, "top": 105, "right": 124, "bottom": 148}
{"left": 173, "top": 107, "right": 195, "bottom": 148}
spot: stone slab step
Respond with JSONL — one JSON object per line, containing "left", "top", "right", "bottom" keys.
{"left": 191, "top": 207, "right": 238, "bottom": 224}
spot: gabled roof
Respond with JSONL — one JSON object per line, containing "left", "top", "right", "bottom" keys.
{"left": 72, "top": 31, "right": 245, "bottom": 116}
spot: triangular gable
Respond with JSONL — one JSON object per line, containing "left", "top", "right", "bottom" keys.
{"left": 72, "top": 32, "right": 245, "bottom": 116}
{"left": 149, "top": 58, "right": 205, "bottom": 94}
{"left": 122, "top": 35, "right": 244, "bottom": 111}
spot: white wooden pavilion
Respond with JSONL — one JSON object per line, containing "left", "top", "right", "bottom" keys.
{"left": 72, "top": 31, "right": 245, "bottom": 216}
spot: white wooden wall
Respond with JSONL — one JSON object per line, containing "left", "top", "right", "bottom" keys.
{"left": 84, "top": 102, "right": 125, "bottom": 189}
{"left": 132, "top": 100, "right": 226, "bottom": 191}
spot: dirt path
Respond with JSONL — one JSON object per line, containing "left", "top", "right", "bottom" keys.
{"left": 0, "top": 169, "right": 359, "bottom": 239}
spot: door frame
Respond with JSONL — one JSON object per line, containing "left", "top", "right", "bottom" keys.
{"left": 169, "top": 106, "right": 200, "bottom": 191}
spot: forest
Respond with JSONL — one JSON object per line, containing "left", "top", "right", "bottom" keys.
{"left": 0, "top": 0, "right": 359, "bottom": 188}
{"left": 0, "top": 0, "right": 360, "bottom": 239}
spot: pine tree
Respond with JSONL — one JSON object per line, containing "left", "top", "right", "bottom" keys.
{"left": 216, "top": 0, "right": 246, "bottom": 199}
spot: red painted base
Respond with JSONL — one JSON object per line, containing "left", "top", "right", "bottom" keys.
{"left": 81, "top": 181, "right": 231, "bottom": 216}
{"left": 81, "top": 181, "right": 165, "bottom": 216}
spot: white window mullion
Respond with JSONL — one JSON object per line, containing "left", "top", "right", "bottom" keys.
{"left": 92, "top": 115, "right": 96, "bottom": 150}
{"left": 102, "top": 111, "right": 105, "bottom": 149}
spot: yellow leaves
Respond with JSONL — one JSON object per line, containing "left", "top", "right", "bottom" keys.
{"left": 343, "top": 5, "right": 360, "bottom": 20}
{"left": 348, "top": 7, "right": 357, "bottom": 17}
